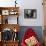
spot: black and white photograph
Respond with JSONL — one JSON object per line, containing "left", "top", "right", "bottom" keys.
{"left": 24, "top": 9, "right": 37, "bottom": 19}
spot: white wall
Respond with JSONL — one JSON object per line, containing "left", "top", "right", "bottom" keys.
{"left": 18, "top": 0, "right": 44, "bottom": 26}
{"left": 0, "top": 0, "right": 44, "bottom": 26}
{"left": 0, "top": 0, "right": 15, "bottom": 7}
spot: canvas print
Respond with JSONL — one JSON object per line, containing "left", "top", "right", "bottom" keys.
{"left": 24, "top": 9, "right": 37, "bottom": 18}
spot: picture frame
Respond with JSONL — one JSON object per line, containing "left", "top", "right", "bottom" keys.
{"left": 24, "top": 9, "right": 37, "bottom": 19}
{"left": 2, "top": 10, "right": 9, "bottom": 15}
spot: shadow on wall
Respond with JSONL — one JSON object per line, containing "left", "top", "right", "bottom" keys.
{"left": 18, "top": 26, "right": 44, "bottom": 44}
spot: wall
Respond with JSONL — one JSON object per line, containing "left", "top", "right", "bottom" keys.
{"left": 18, "top": 0, "right": 44, "bottom": 26}
{"left": 0, "top": 0, "right": 44, "bottom": 26}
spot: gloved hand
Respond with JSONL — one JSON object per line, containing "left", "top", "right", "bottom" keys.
{"left": 25, "top": 36, "right": 38, "bottom": 46}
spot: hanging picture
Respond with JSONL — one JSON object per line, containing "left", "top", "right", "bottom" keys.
{"left": 2, "top": 10, "right": 9, "bottom": 15}
{"left": 24, "top": 9, "right": 37, "bottom": 19}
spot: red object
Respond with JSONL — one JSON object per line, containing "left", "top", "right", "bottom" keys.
{"left": 21, "top": 28, "right": 41, "bottom": 46}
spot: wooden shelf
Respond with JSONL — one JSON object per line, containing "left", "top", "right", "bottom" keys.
{"left": 0, "top": 7, "right": 19, "bottom": 24}
{"left": 0, "top": 40, "right": 19, "bottom": 46}
{"left": 0, "top": 7, "right": 19, "bottom": 15}
{"left": 2, "top": 40, "right": 19, "bottom": 42}
{"left": 0, "top": 7, "right": 19, "bottom": 10}
{"left": 0, "top": 24, "right": 20, "bottom": 32}
{"left": 0, "top": 7, "right": 20, "bottom": 46}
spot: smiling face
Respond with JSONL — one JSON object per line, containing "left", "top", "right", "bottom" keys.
{"left": 25, "top": 36, "right": 38, "bottom": 46}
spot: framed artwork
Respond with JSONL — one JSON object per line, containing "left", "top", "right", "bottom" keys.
{"left": 24, "top": 9, "right": 37, "bottom": 19}
{"left": 2, "top": 10, "right": 9, "bottom": 15}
